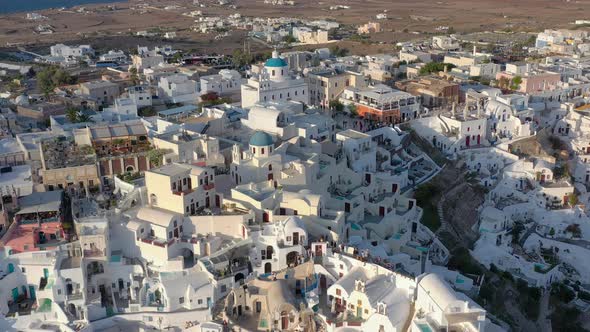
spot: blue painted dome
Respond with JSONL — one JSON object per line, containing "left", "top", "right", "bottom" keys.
{"left": 265, "top": 57, "right": 288, "bottom": 68}
{"left": 249, "top": 131, "right": 273, "bottom": 147}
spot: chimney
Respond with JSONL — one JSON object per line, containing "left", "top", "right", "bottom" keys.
{"left": 473, "top": 45, "right": 477, "bottom": 56}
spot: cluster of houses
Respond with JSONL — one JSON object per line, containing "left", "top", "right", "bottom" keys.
{"left": 5, "top": 27, "right": 590, "bottom": 331}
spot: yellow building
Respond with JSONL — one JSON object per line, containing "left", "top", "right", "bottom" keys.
{"left": 145, "top": 163, "right": 218, "bottom": 216}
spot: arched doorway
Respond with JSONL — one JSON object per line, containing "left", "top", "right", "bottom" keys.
{"left": 234, "top": 273, "right": 244, "bottom": 284}
{"left": 68, "top": 303, "right": 77, "bottom": 316}
{"left": 264, "top": 262, "right": 272, "bottom": 274}
{"left": 266, "top": 245, "right": 273, "bottom": 259}
{"left": 65, "top": 278, "right": 73, "bottom": 295}
{"left": 182, "top": 248, "right": 194, "bottom": 268}
{"left": 281, "top": 311, "right": 289, "bottom": 329}
{"left": 286, "top": 251, "right": 298, "bottom": 267}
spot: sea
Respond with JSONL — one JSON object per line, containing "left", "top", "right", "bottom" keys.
{"left": 0, "top": 0, "right": 125, "bottom": 15}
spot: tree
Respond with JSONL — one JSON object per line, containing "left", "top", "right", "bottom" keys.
{"left": 66, "top": 107, "right": 79, "bottom": 123}
{"left": 283, "top": 35, "right": 297, "bottom": 44}
{"left": 414, "top": 183, "right": 439, "bottom": 204}
{"left": 348, "top": 104, "right": 358, "bottom": 117}
{"left": 232, "top": 49, "right": 253, "bottom": 68}
{"left": 171, "top": 52, "right": 183, "bottom": 64}
{"left": 568, "top": 193, "right": 579, "bottom": 207}
{"left": 510, "top": 76, "right": 523, "bottom": 90}
{"left": 129, "top": 67, "right": 140, "bottom": 85}
{"left": 565, "top": 223, "right": 582, "bottom": 238}
{"left": 497, "top": 76, "right": 511, "bottom": 90}
{"left": 147, "top": 149, "right": 170, "bottom": 167}
{"left": 419, "top": 62, "right": 456, "bottom": 75}
{"left": 329, "top": 45, "right": 349, "bottom": 57}
{"left": 511, "top": 222, "right": 525, "bottom": 243}
{"left": 37, "top": 66, "right": 76, "bottom": 96}
{"left": 201, "top": 91, "right": 220, "bottom": 102}
{"left": 329, "top": 100, "right": 345, "bottom": 113}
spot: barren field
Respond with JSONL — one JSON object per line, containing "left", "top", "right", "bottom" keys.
{"left": 0, "top": 0, "right": 588, "bottom": 54}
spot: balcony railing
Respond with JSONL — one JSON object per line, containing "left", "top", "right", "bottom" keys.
{"left": 67, "top": 292, "right": 83, "bottom": 301}
{"left": 173, "top": 188, "right": 194, "bottom": 196}
{"left": 83, "top": 249, "right": 104, "bottom": 257}
{"left": 203, "top": 183, "right": 215, "bottom": 191}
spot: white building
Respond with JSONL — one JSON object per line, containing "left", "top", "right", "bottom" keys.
{"left": 241, "top": 51, "right": 309, "bottom": 108}
{"left": 336, "top": 129, "right": 377, "bottom": 173}
{"left": 50, "top": 44, "right": 94, "bottom": 58}
{"left": 158, "top": 74, "right": 199, "bottom": 104}
{"left": 99, "top": 50, "right": 127, "bottom": 63}
{"left": 250, "top": 216, "right": 307, "bottom": 274}
{"left": 200, "top": 70, "right": 243, "bottom": 97}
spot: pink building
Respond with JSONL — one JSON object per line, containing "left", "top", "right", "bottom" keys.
{"left": 1, "top": 191, "right": 65, "bottom": 254}
{"left": 496, "top": 71, "right": 561, "bottom": 94}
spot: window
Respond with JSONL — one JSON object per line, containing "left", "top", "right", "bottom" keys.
{"left": 168, "top": 231, "right": 173, "bottom": 239}
{"left": 336, "top": 289, "right": 341, "bottom": 296}
{"left": 198, "top": 299, "right": 203, "bottom": 304}
{"left": 179, "top": 297, "right": 184, "bottom": 304}
{"left": 21, "top": 267, "right": 25, "bottom": 273}
{"left": 221, "top": 285, "right": 227, "bottom": 293}
{"left": 287, "top": 236, "right": 292, "bottom": 241}
{"left": 358, "top": 300, "right": 362, "bottom": 306}
{"left": 261, "top": 148, "right": 265, "bottom": 154}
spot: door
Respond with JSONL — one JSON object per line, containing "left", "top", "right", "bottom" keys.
{"left": 29, "top": 286, "right": 36, "bottom": 300}
{"left": 357, "top": 306, "right": 362, "bottom": 317}
{"left": 379, "top": 206, "right": 385, "bottom": 216}
{"left": 281, "top": 314, "right": 289, "bottom": 330}
{"left": 293, "top": 232, "right": 299, "bottom": 245}
{"left": 215, "top": 195, "right": 220, "bottom": 207}
{"left": 43, "top": 268, "right": 49, "bottom": 279}
{"left": 263, "top": 212, "right": 269, "bottom": 222}
{"left": 392, "top": 184, "right": 397, "bottom": 193}
{"left": 365, "top": 173, "right": 371, "bottom": 184}
{"left": 237, "top": 305, "right": 242, "bottom": 316}
{"left": 7, "top": 263, "right": 14, "bottom": 273}
{"left": 264, "top": 262, "right": 272, "bottom": 274}
{"left": 205, "top": 196, "right": 210, "bottom": 208}
{"left": 267, "top": 173, "right": 274, "bottom": 181}
{"left": 11, "top": 288, "right": 18, "bottom": 302}
{"left": 465, "top": 135, "right": 470, "bottom": 147}
{"left": 477, "top": 134, "right": 481, "bottom": 145}
{"left": 315, "top": 245, "right": 323, "bottom": 257}
{"left": 345, "top": 202, "right": 350, "bottom": 213}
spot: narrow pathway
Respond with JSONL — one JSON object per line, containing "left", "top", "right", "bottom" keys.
{"left": 537, "top": 289, "right": 552, "bottom": 332}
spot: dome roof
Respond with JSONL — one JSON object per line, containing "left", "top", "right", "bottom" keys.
{"left": 265, "top": 57, "right": 288, "bottom": 68}
{"left": 249, "top": 131, "right": 273, "bottom": 147}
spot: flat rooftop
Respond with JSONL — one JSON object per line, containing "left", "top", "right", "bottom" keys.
{"left": 337, "top": 129, "right": 370, "bottom": 140}
{"left": 41, "top": 137, "right": 96, "bottom": 170}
